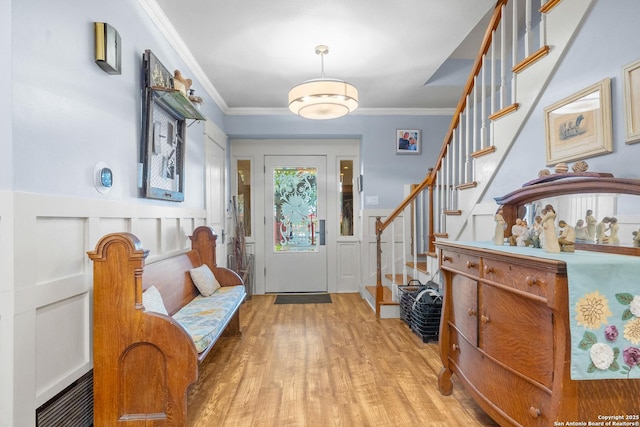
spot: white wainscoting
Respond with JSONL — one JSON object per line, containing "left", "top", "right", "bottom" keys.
{"left": 336, "top": 240, "right": 360, "bottom": 292}
{"left": 0, "top": 191, "right": 15, "bottom": 427}
{"left": 6, "top": 191, "right": 206, "bottom": 425}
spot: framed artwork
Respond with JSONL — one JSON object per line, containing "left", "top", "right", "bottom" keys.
{"left": 544, "top": 78, "right": 612, "bottom": 165}
{"left": 396, "top": 129, "right": 421, "bottom": 154}
{"left": 623, "top": 58, "right": 640, "bottom": 144}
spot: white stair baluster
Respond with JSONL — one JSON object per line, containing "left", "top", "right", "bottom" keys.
{"left": 500, "top": 3, "right": 507, "bottom": 109}
{"left": 511, "top": 0, "right": 518, "bottom": 105}
{"left": 481, "top": 55, "right": 487, "bottom": 150}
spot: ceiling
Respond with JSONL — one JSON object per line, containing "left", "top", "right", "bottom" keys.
{"left": 151, "top": 0, "right": 496, "bottom": 115}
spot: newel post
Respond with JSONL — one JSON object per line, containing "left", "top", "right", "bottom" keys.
{"left": 375, "top": 216, "right": 383, "bottom": 317}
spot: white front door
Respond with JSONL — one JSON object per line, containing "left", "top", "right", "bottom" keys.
{"left": 264, "top": 155, "right": 327, "bottom": 293}
{"left": 205, "top": 124, "right": 226, "bottom": 266}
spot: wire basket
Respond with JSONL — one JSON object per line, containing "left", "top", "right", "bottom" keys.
{"left": 398, "top": 280, "right": 428, "bottom": 326}
{"left": 410, "top": 288, "right": 443, "bottom": 343}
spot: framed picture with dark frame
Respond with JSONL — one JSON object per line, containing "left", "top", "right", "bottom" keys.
{"left": 544, "top": 78, "right": 612, "bottom": 165}
{"left": 141, "top": 49, "right": 185, "bottom": 202}
{"left": 396, "top": 129, "right": 421, "bottom": 154}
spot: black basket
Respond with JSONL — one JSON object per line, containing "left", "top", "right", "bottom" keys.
{"left": 409, "top": 288, "right": 443, "bottom": 343}
{"left": 398, "top": 280, "right": 427, "bottom": 326}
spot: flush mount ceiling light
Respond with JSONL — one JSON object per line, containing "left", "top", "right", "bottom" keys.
{"left": 288, "top": 45, "right": 358, "bottom": 120}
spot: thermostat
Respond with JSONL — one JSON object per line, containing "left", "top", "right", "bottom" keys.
{"left": 94, "top": 162, "right": 113, "bottom": 194}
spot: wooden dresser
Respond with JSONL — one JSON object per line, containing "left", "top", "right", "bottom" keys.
{"left": 436, "top": 241, "right": 640, "bottom": 426}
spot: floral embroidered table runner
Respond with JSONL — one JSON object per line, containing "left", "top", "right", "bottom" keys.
{"left": 453, "top": 242, "right": 640, "bottom": 380}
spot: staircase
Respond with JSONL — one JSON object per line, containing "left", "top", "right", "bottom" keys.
{"left": 364, "top": 0, "right": 596, "bottom": 317}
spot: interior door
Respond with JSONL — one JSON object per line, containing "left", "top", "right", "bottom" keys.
{"left": 205, "top": 130, "right": 226, "bottom": 267}
{"left": 265, "top": 155, "right": 327, "bottom": 293}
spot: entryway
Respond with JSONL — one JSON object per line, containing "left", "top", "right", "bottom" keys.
{"left": 264, "top": 155, "right": 327, "bottom": 293}
{"left": 230, "top": 138, "right": 361, "bottom": 295}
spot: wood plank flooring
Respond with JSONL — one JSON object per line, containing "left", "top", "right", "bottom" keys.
{"left": 187, "top": 293, "right": 498, "bottom": 427}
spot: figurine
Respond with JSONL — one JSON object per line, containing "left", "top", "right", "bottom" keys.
{"left": 558, "top": 220, "right": 576, "bottom": 252}
{"left": 509, "top": 218, "right": 528, "bottom": 247}
{"left": 608, "top": 217, "right": 620, "bottom": 245}
{"left": 596, "top": 217, "right": 611, "bottom": 243}
{"left": 541, "top": 204, "right": 560, "bottom": 253}
{"left": 530, "top": 215, "right": 543, "bottom": 248}
{"left": 494, "top": 207, "right": 506, "bottom": 245}
{"left": 574, "top": 219, "right": 590, "bottom": 242}
{"left": 633, "top": 230, "right": 640, "bottom": 248}
{"left": 585, "top": 210, "right": 597, "bottom": 241}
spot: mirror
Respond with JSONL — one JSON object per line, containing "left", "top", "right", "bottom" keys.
{"left": 522, "top": 193, "right": 640, "bottom": 248}
{"left": 494, "top": 175, "right": 640, "bottom": 256}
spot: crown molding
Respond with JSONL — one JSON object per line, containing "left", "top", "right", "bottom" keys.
{"left": 225, "top": 107, "right": 456, "bottom": 116}
{"left": 138, "top": 0, "right": 456, "bottom": 119}
{"left": 138, "top": 0, "right": 229, "bottom": 113}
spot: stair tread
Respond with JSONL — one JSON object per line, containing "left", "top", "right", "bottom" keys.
{"left": 406, "top": 261, "right": 427, "bottom": 273}
{"left": 385, "top": 273, "right": 413, "bottom": 284}
{"left": 365, "top": 285, "right": 399, "bottom": 306}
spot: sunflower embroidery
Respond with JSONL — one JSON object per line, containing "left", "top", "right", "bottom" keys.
{"left": 624, "top": 318, "right": 640, "bottom": 345}
{"left": 575, "top": 291, "right": 612, "bottom": 330}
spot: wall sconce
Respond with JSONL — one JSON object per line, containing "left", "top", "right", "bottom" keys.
{"left": 95, "top": 22, "right": 121, "bottom": 75}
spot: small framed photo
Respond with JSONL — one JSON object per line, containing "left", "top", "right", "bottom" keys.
{"left": 623, "top": 58, "right": 640, "bottom": 144}
{"left": 396, "top": 129, "right": 421, "bottom": 154}
{"left": 544, "top": 78, "right": 612, "bottom": 165}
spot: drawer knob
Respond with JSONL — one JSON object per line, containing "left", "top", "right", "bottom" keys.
{"left": 529, "top": 406, "right": 541, "bottom": 418}
{"left": 483, "top": 265, "right": 493, "bottom": 274}
{"left": 481, "top": 315, "right": 491, "bottom": 324}
{"left": 467, "top": 308, "right": 477, "bottom": 316}
{"left": 466, "top": 261, "right": 475, "bottom": 269}
{"left": 526, "top": 276, "right": 546, "bottom": 287}
{"left": 452, "top": 344, "right": 460, "bottom": 352}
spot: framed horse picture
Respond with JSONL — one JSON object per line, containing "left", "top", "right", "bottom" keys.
{"left": 544, "top": 78, "right": 612, "bottom": 165}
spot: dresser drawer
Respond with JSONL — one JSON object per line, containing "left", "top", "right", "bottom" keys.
{"left": 441, "top": 249, "right": 481, "bottom": 278}
{"left": 479, "top": 284, "right": 554, "bottom": 387}
{"left": 450, "top": 327, "right": 551, "bottom": 427}
{"left": 449, "top": 273, "right": 478, "bottom": 345}
{"left": 481, "top": 257, "right": 555, "bottom": 300}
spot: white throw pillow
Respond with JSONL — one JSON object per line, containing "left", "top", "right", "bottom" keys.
{"left": 142, "top": 285, "right": 169, "bottom": 316}
{"left": 189, "top": 264, "right": 221, "bottom": 297}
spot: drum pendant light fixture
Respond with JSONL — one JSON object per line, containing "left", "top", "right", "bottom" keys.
{"left": 288, "top": 45, "right": 358, "bottom": 120}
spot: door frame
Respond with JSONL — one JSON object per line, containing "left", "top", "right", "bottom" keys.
{"left": 204, "top": 120, "right": 228, "bottom": 267}
{"left": 230, "top": 139, "right": 361, "bottom": 295}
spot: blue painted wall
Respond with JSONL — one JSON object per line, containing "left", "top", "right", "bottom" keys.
{"left": 224, "top": 113, "right": 452, "bottom": 208}
{"left": 484, "top": 0, "right": 640, "bottom": 201}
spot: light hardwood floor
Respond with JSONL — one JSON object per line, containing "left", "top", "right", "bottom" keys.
{"left": 187, "top": 293, "right": 498, "bottom": 427}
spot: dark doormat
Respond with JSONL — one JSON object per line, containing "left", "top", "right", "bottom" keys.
{"left": 274, "top": 294, "right": 332, "bottom": 305}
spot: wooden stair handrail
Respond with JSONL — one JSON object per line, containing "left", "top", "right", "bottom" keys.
{"left": 377, "top": 0, "right": 508, "bottom": 236}
{"left": 374, "top": 0, "right": 509, "bottom": 316}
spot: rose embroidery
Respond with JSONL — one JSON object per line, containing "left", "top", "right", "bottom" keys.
{"left": 604, "top": 325, "right": 618, "bottom": 341}
{"left": 578, "top": 331, "right": 620, "bottom": 373}
{"left": 589, "top": 343, "right": 615, "bottom": 370}
{"left": 630, "top": 296, "right": 640, "bottom": 318}
{"left": 620, "top": 347, "right": 640, "bottom": 378}
{"left": 623, "top": 347, "right": 640, "bottom": 367}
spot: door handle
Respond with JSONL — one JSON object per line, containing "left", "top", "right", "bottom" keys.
{"left": 319, "top": 219, "right": 326, "bottom": 246}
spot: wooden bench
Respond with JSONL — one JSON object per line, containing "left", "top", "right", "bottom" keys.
{"left": 88, "top": 226, "right": 245, "bottom": 426}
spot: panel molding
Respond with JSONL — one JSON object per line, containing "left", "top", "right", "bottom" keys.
{"left": 7, "top": 191, "right": 206, "bottom": 407}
